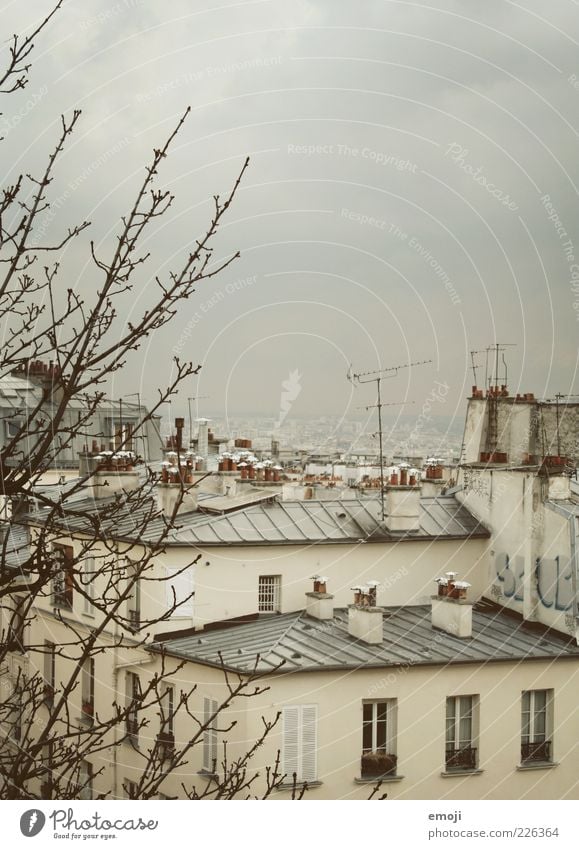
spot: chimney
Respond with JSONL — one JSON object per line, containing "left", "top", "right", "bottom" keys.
{"left": 348, "top": 584, "right": 383, "bottom": 645}
{"left": 305, "top": 575, "right": 334, "bottom": 620}
{"left": 89, "top": 451, "right": 140, "bottom": 499}
{"left": 157, "top": 452, "right": 198, "bottom": 515}
{"left": 197, "top": 419, "right": 209, "bottom": 459}
{"left": 384, "top": 468, "right": 421, "bottom": 532}
{"left": 431, "top": 572, "right": 472, "bottom": 638}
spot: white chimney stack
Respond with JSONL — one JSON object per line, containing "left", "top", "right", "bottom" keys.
{"left": 348, "top": 583, "right": 383, "bottom": 645}
{"left": 384, "top": 471, "right": 421, "bottom": 532}
{"left": 305, "top": 575, "right": 334, "bottom": 620}
{"left": 431, "top": 572, "right": 473, "bottom": 638}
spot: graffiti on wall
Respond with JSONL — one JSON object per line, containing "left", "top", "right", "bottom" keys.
{"left": 495, "top": 552, "right": 573, "bottom": 611}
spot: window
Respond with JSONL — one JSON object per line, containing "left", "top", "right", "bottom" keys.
{"left": 53, "top": 545, "right": 74, "bottom": 610}
{"left": 81, "top": 658, "right": 95, "bottom": 722}
{"left": 41, "top": 743, "right": 55, "bottom": 798}
{"left": 125, "top": 779, "right": 138, "bottom": 799}
{"left": 79, "top": 761, "right": 93, "bottom": 800}
{"left": 7, "top": 595, "right": 26, "bottom": 651}
{"left": 158, "top": 685, "right": 175, "bottom": 759}
{"left": 361, "top": 700, "right": 397, "bottom": 778}
{"left": 202, "top": 697, "right": 218, "bottom": 773}
{"left": 521, "top": 690, "right": 552, "bottom": 764}
{"left": 106, "top": 418, "right": 135, "bottom": 451}
{"left": 83, "top": 557, "right": 96, "bottom": 616}
{"left": 126, "top": 672, "right": 140, "bottom": 739}
{"left": 43, "top": 642, "right": 55, "bottom": 707}
{"left": 282, "top": 704, "right": 317, "bottom": 784}
{"left": 127, "top": 561, "right": 140, "bottom": 630}
{"left": 258, "top": 575, "right": 281, "bottom": 613}
{"left": 445, "top": 695, "right": 478, "bottom": 771}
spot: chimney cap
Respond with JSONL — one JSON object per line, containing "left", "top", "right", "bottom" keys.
{"left": 453, "top": 581, "right": 471, "bottom": 589}
{"left": 367, "top": 579, "right": 380, "bottom": 588}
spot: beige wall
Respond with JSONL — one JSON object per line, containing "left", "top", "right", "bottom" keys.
{"left": 173, "top": 537, "right": 489, "bottom": 627}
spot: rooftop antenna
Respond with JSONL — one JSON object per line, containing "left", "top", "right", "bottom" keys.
{"left": 485, "top": 343, "right": 516, "bottom": 390}
{"left": 187, "top": 396, "right": 210, "bottom": 448}
{"left": 347, "top": 359, "right": 432, "bottom": 520}
{"left": 469, "top": 350, "right": 487, "bottom": 387}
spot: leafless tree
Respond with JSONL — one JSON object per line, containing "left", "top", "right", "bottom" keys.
{"left": 0, "top": 2, "right": 305, "bottom": 801}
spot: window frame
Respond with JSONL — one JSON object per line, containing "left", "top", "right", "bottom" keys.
{"left": 82, "top": 556, "right": 96, "bottom": 616}
{"left": 445, "top": 694, "right": 478, "bottom": 772}
{"left": 52, "top": 544, "right": 74, "bottom": 611}
{"left": 125, "top": 671, "right": 140, "bottom": 740}
{"left": 258, "top": 574, "right": 281, "bottom": 613}
{"left": 361, "top": 699, "right": 397, "bottom": 778}
{"left": 43, "top": 641, "right": 56, "bottom": 707}
{"left": 81, "top": 657, "right": 95, "bottom": 722}
{"left": 521, "top": 689, "right": 553, "bottom": 764}
{"left": 126, "top": 560, "right": 141, "bottom": 631}
{"left": 202, "top": 697, "right": 218, "bottom": 774}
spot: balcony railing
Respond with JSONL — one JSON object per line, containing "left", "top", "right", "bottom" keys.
{"left": 157, "top": 730, "right": 175, "bottom": 759}
{"left": 521, "top": 740, "right": 551, "bottom": 764}
{"left": 361, "top": 751, "right": 398, "bottom": 778}
{"left": 126, "top": 716, "right": 139, "bottom": 738}
{"left": 445, "top": 746, "right": 477, "bottom": 771}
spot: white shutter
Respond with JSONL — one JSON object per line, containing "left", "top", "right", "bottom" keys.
{"left": 282, "top": 705, "right": 317, "bottom": 783}
{"left": 203, "top": 697, "right": 218, "bottom": 772}
{"left": 165, "top": 567, "right": 194, "bottom": 617}
{"left": 282, "top": 706, "right": 300, "bottom": 780}
{"left": 300, "top": 705, "right": 317, "bottom": 782}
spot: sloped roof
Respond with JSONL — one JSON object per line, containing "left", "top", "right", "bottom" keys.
{"left": 28, "top": 492, "right": 489, "bottom": 547}
{"left": 155, "top": 601, "right": 579, "bottom": 673}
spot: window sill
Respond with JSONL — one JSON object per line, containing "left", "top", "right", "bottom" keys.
{"left": 517, "top": 761, "right": 558, "bottom": 772}
{"left": 197, "top": 770, "right": 218, "bottom": 781}
{"left": 355, "top": 775, "right": 404, "bottom": 784}
{"left": 275, "top": 780, "right": 323, "bottom": 790}
{"left": 441, "top": 769, "right": 483, "bottom": 778}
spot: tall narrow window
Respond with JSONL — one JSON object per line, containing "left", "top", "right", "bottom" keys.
{"left": 258, "top": 575, "right": 281, "bottom": 612}
{"left": 445, "top": 695, "right": 478, "bottom": 771}
{"left": 53, "top": 545, "right": 74, "bottom": 610}
{"left": 282, "top": 704, "right": 317, "bottom": 784}
{"left": 7, "top": 595, "right": 25, "bottom": 651}
{"left": 43, "top": 642, "right": 55, "bottom": 707}
{"left": 521, "top": 690, "right": 552, "bottom": 764}
{"left": 158, "top": 685, "right": 175, "bottom": 759}
{"left": 79, "top": 761, "right": 93, "bottom": 800}
{"left": 126, "top": 672, "right": 139, "bottom": 739}
{"left": 83, "top": 557, "right": 95, "bottom": 615}
{"left": 361, "top": 700, "right": 397, "bottom": 777}
{"left": 81, "top": 658, "right": 95, "bottom": 722}
{"left": 127, "top": 561, "right": 140, "bottom": 630}
{"left": 202, "top": 697, "right": 218, "bottom": 773}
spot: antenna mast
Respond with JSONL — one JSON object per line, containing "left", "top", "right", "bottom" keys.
{"left": 347, "top": 359, "right": 432, "bottom": 520}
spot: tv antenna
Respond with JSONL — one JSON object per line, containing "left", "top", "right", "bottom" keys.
{"left": 485, "top": 343, "right": 516, "bottom": 390}
{"left": 347, "top": 359, "right": 432, "bottom": 520}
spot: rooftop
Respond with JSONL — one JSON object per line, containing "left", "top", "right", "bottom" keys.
{"left": 155, "top": 600, "right": 579, "bottom": 673}
{"left": 26, "top": 491, "right": 489, "bottom": 547}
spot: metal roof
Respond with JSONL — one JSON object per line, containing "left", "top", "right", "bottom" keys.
{"left": 156, "top": 602, "right": 579, "bottom": 673}
{"left": 31, "top": 492, "right": 489, "bottom": 547}
{"left": 169, "top": 495, "right": 488, "bottom": 546}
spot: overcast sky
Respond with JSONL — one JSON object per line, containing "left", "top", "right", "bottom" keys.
{"left": 2, "top": 0, "right": 579, "bottom": 432}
